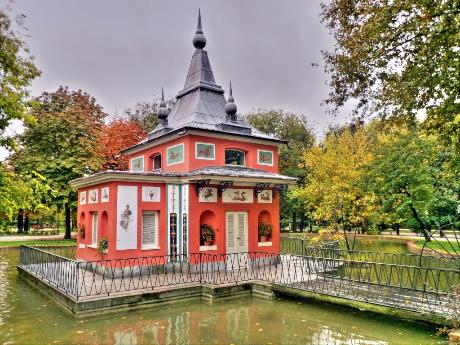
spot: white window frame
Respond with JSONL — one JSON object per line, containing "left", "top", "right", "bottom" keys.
{"left": 195, "top": 142, "right": 216, "bottom": 160}
{"left": 166, "top": 143, "right": 185, "bottom": 166}
{"left": 225, "top": 149, "right": 246, "bottom": 166}
{"left": 130, "top": 155, "right": 145, "bottom": 172}
{"left": 91, "top": 212, "right": 98, "bottom": 246}
{"left": 257, "top": 149, "right": 274, "bottom": 166}
{"left": 141, "top": 210, "right": 159, "bottom": 250}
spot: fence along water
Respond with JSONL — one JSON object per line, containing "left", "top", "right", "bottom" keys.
{"left": 18, "top": 243, "right": 460, "bottom": 320}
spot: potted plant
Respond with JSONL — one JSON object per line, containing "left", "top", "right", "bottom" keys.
{"left": 200, "top": 224, "right": 216, "bottom": 246}
{"left": 78, "top": 224, "right": 85, "bottom": 239}
{"left": 258, "top": 222, "right": 272, "bottom": 242}
{"left": 97, "top": 238, "right": 109, "bottom": 255}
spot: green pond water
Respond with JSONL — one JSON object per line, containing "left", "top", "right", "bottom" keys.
{"left": 0, "top": 248, "right": 449, "bottom": 345}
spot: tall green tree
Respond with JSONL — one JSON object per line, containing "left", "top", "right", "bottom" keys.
{"left": 246, "top": 110, "right": 315, "bottom": 230}
{"left": 0, "top": 7, "right": 40, "bottom": 148}
{"left": 321, "top": 0, "right": 460, "bottom": 150}
{"left": 366, "top": 125, "right": 459, "bottom": 241}
{"left": 11, "top": 87, "right": 106, "bottom": 239}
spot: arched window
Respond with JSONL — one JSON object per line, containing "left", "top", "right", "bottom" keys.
{"left": 225, "top": 149, "right": 245, "bottom": 166}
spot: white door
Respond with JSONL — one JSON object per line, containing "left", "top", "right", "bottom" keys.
{"left": 226, "top": 212, "right": 249, "bottom": 269}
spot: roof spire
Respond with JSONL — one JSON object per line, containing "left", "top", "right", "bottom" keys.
{"left": 225, "top": 81, "right": 237, "bottom": 122}
{"left": 193, "top": 9, "right": 206, "bottom": 49}
{"left": 158, "top": 88, "right": 169, "bottom": 126}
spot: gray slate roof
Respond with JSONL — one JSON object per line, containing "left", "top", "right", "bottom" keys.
{"left": 124, "top": 14, "right": 284, "bottom": 154}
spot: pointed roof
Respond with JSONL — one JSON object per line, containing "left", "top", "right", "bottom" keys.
{"left": 125, "top": 11, "right": 284, "bottom": 154}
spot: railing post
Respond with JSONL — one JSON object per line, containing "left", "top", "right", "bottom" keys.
{"left": 199, "top": 253, "right": 202, "bottom": 284}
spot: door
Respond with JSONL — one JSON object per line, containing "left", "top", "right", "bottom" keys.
{"left": 226, "top": 212, "right": 249, "bottom": 269}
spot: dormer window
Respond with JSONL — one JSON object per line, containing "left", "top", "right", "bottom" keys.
{"left": 225, "top": 149, "right": 245, "bottom": 166}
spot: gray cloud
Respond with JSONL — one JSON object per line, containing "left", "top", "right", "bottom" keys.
{"left": 12, "top": 0, "right": 352, "bottom": 134}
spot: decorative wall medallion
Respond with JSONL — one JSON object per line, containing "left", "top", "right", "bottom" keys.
{"left": 131, "top": 156, "right": 144, "bottom": 172}
{"left": 116, "top": 185, "right": 138, "bottom": 250}
{"left": 79, "top": 191, "right": 87, "bottom": 205}
{"left": 101, "top": 187, "right": 109, "bottom": 203}
{"left": 199, "top": 187, "right": 217, "bottom": 202}
{"left": 88, "top": 189, "right": 98, "bottom": 204}
{"left": 142, "top": 186, "right": 161, "bottom": 202}
{"left": 166, "top": 143, "right": 184, "bottom": 165}
{"left": 257, "top": 149, "right": 274, "bottom": 166}
{"left": 195, "top": 142, "right": 215, "bottom": 160}
{"left": 222, "top": 188, "right": 254, "bottom": 203}
{"left": 258, "top": 190, "right": 273, "bottom": 203}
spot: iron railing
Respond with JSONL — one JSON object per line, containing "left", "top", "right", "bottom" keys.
{"left": 18, "top": 245, "right": 460, "bottom": 319}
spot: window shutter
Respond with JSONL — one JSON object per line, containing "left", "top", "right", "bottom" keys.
{"left": 92, "top": 212, "right": 98, "bottom": 245}
{"left": 237, "top": 212, "right": 246, "bottom": 251}
{"left": 142, "top": 211, "right": 158, "bottom": 248}
{"left": 226, "top": 212, "right": 235, "bottom": 252}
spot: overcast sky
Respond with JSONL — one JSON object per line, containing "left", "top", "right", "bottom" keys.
{"left": 3, "top": 0, "right": 353, "bottom": 158}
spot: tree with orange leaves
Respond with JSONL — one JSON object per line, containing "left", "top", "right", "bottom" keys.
{"left": 98, "top": 118, "right": 146, "bottom": 171}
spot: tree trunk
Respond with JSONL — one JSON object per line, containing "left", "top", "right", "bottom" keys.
{"left": 409, "top": 204, "right": 431, "bottom": 242}
{"left": 17, "top": 209, "right": 24, "bottom": 233}
{"left": 64, "top": 203, "right": 71, "bottom": 240}
{"left": 292, "top": 211, "right": 297, "bottom": 232}
{"left": 24, "top": 214, "right": 30, "bottom": 233}
{"left": 395, "top": 223, "right": 400, "bottom": 236}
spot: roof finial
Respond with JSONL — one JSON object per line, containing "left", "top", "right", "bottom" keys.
{"left": 225, "top": 81, "right": 237, "bottom": 122}
{"left": 158, "top": 88, "right": 169, "bottom": 126}
{"left": 193, "top": 9, "right": 206, "bottom": 49}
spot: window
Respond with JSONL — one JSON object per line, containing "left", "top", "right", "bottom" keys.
{"left": 142, "top": 211, "right": 159, "bottom": 249}
{"left": 91, "top": 212, "right": 98, "bottom": 246}
{"left": 225, "top": 149, "right": 245, "bottom": 166}
{"left": 153, "top": 155, "right": 162, "bottom": 170}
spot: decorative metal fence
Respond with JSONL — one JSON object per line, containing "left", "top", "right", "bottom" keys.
{"left": 18, "top": 245, "right": 460, "bottom": 320}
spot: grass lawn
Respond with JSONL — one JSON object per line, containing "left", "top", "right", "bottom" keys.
{"left": 0, "top": 239, "right": 76, "bottom": 248}
{"left": 415, "top": 239, "right": 460, "bottom": 254}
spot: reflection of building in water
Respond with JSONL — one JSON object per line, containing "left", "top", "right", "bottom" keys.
{"left": 311, "top": 326, "right": 388, "bottom": 345}
{"left": 227, "top": 307, "right": 250, "bottom": 344}
{"left": 114, "top": 330, "right": 137, "bottom": 345}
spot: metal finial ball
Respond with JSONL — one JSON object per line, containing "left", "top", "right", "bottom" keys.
{"left": 158, "top": 106, "right": 169, "bottom": 119}
{"left": 225, "top": 102, "right": 237, "bottom": 116}
{"left": 193, "top": 33, "right": 206, "bottom": 49}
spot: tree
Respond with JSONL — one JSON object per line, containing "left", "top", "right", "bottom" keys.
{"left": 246, "top": 110, "right": 315, "bottom": 230}
{"left": 321, "top": 0, "right": 460, "bottom": 150}
{"left": 292, "top": 126, "right": 375, "bottom": 246}
{"left": 0, "top": 6, "right": 40, "bottom": 149}
{"left": 11, "top": 87, "right": 106, "bottom": 239}
{"left": 98, "top": 118, "right": 146, "bottom": 170}
{"left": 123, "top": 100, "right": 159, "bottom": 133}
{"left": 0, "top": 165, "right": 50, "bottom": 223}
{"left": 366, "top": 125, "right": 459, "bottom": 241}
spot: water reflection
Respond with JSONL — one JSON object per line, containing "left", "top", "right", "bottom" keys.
{"left": 66, "top": 299, "right": 441, "bottom": 345}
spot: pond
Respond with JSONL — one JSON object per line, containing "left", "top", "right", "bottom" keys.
{"left": 0, "top": 248, "right": 448, "bottom": 345}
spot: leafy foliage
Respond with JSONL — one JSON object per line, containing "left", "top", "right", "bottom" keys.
{"left": 292, "top": 126, "right": 374, "bottom": 232}
{"left": 98, "top": 118, "right": 146, "bottom": 170}
{"left": 0, "top": 7, "right": 40, "bottom": 148}
{"left": 321, "top": 0, "right": 460, "bottom": 150}
{"left": 366, "top": 125, "right": 459, "bottom": 240}
{"left": 10, "top": 87, "right": 106, "bottom": 235}
{"left": 123, "top": 100, "right": 159, "bottom": 133}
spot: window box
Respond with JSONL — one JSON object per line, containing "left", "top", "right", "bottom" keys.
{"left": 199, "top": 245, "right": 217, "bottom": 251}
